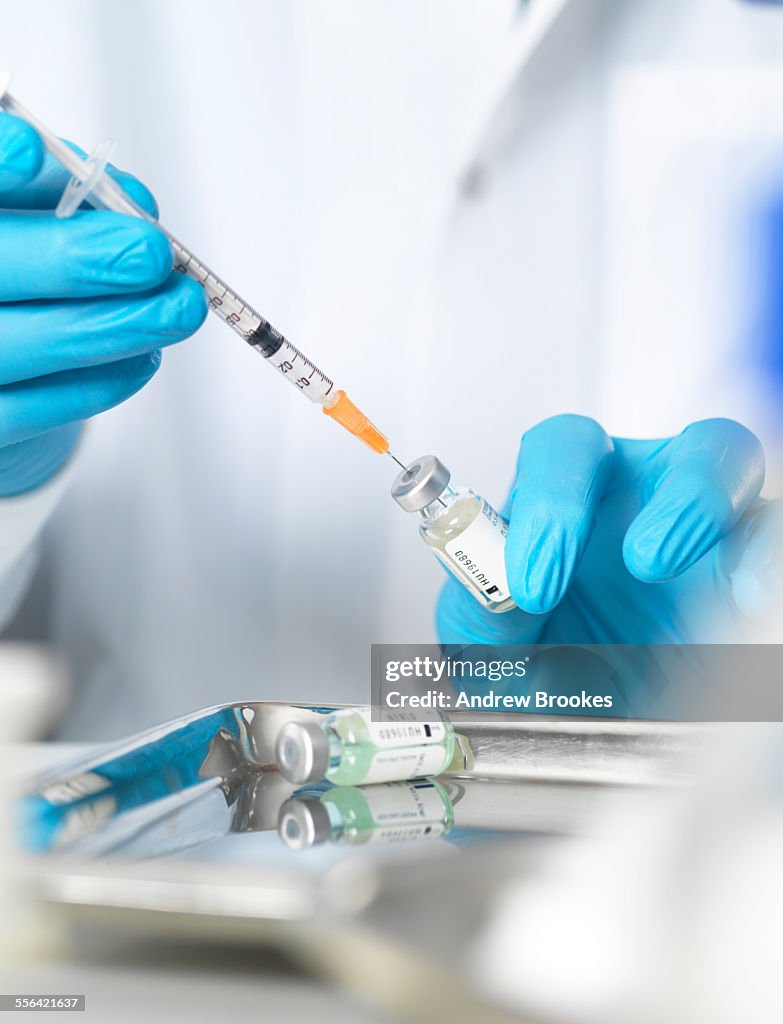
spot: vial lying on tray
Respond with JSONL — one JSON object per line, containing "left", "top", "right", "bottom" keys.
{"left": 391, "top": 456, "right": 515, "bottom": 613}
{"left": 275, "top": 706, "right": 458, "bottom": 786}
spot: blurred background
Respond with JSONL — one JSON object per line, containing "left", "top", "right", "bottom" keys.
{"left": 1, "top": 2, "right": 783, "bottom": 1020}
{"left": 0, "top": 0, "right": 781, "bottom": 738}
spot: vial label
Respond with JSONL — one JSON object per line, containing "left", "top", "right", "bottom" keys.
{"left": 352, "top": 707, "right": 448, "bottom": 748}
{"left": 347, "top": 708, "right": 450, "bottom": 783}
{"left": 444, "top": 499, "right": 511, "bottom": 602}
{"left": 363, "top": 744, "right": 449, "bottom": 784}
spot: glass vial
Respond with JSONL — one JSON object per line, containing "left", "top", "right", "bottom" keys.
{"left": 277, "top": 779, "right": 455, "bottom": 849}
{"left": 275, "top": 706, "right": 456, "bottom": 786}
{"left": 391, "top": 455, "right": 515, "bottom": 613}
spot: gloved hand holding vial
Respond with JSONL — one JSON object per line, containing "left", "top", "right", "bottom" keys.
{"left": 437, "top": 414, "right": 782, "bottom": 650}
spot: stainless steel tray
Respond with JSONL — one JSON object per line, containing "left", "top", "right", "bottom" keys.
{"left": 19, "top": 700, "right": 713, "bottom": 856}
{"left": 13, "top": 704, "right": 715, "bottom": 1022}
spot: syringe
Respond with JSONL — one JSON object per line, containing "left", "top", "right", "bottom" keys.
{"left": 0, "top": 79, "right": 390, "bottom": 456}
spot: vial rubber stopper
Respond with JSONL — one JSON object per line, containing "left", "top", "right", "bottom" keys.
{"left": 276, "top": 720, "right": 330, "bottom": 784}
{"left": 391, "top": 455, "right": 451, "bottom": 512}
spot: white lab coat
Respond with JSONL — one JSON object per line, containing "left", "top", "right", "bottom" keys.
{"left": 1, "top": 0, "right": 782, "bottom": 739}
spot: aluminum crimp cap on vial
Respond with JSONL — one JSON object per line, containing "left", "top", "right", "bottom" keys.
{"left": 276, "top": 720, "right": 330, "bottom": 783}
{"left": 278, "top": 797, "right": 331, "bottom": 849}
{"left": 391, "top": 455, "right": 450, "bottom": 512}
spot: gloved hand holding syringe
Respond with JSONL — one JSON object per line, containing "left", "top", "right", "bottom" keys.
{"left": 0, "top": 75, "right": 516, "bottom": 615}
{"left": 0, "top": 76, "right": 394, "bottom": 460}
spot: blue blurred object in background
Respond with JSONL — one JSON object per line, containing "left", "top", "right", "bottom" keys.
{"left": 755, "top": 193, "right": 783, "bottom": 406}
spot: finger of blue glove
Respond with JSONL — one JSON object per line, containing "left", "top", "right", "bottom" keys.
{"left": 623, "top": 418, "right": 765, "bottom": 581}
{"left": 0, "top": 209, "right": 172, "bottom": 301}
{"left": 505, "top": 414, "right": 615, "bottom": 613}
{"left": 0, "top": 114, "right": 44, "bottom": 189}
{"left": 0, "top": 275, "right": 207, "bottom": 384}
{"left": 0, "top": 135, "right": 158, "bottom": 218}
{"left": 0, "top": 353, "right": 161, "bottom": 447}
{"left": 727, "top": 499, "right": 783, "bottom": 619}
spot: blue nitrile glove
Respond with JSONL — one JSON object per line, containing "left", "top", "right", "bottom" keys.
{"left": 0, "top": 113, "right": 207, "bottom": 496}
{"left": 438, "top": 415, "right": 782, "bottom": 648}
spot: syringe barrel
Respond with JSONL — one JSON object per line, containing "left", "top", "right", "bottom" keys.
{"left": 1, "top": 87, "right": 392, "bottom": 451}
